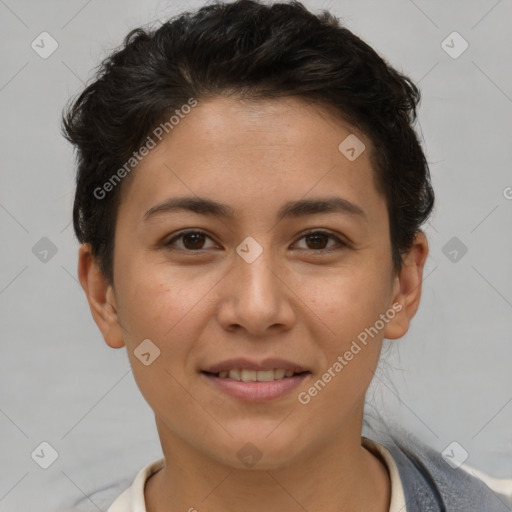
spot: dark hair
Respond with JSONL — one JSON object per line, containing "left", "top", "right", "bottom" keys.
{"left": 62, "top": 0, "right": 434, "bottom": 285}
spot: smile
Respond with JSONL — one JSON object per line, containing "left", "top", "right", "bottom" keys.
{"left": 201, "top": 370, "right": 310, "bottom": 402}
{"left": 206, "top": 368, "right": 308, "bottom": 381}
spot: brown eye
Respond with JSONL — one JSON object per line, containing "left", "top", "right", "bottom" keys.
{"left": 165, "top": 230, "right": 217, "bottom": 251}
{"left": 293, "top": 230, "right": 346, "bottom": 252}
{"left": 182, "top": 232, "right": 206, "bottom": 250}
{"left": 305, "top": 233, "right": 329, "bottom": 250}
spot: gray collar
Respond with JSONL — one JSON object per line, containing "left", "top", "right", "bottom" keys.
{"left": 370, "top": 430, "right": 510, "bottom": 511}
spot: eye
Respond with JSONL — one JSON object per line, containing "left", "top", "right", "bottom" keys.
{"left": 164, "top": 230, "right": 218, "bottom": 251}
{"left": 292, "top": 230, "right": 347, "bottom": 252}
{"left": 164, "top": 229, "right": 347, "bottom": 253}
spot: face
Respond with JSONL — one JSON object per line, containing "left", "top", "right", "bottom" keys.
{"left": 80, "top": 95, "right": 427, "bottom": 470}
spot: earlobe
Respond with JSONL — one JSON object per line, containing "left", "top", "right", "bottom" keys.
{"left": 383, "top": 232, "right": 429, "bottom": 340}
{"left": 77, "top": 243, "right": 126, "bottom": 349}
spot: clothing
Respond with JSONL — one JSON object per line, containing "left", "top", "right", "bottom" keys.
{"left": 363, "top": 436, "right": 408, "bottom": 511}
{"left": 377, "top": 429, "right": 511, "bottom": 511}
{"left": 106, "top": 432, "right": 510, "bottom": 512}
{"left": 107, "top": 458, "right": 164, "bottom": 512}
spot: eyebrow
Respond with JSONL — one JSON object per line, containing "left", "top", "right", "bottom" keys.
{"left": 143, "top": 196, "right": 367, "bottom": 222}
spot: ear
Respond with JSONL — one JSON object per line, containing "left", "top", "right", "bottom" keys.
{"left": 77, "top": 243, "right": 125, "bottom": 348}
{"left": 383, "top": 231, "right": 429, "bottom": 340}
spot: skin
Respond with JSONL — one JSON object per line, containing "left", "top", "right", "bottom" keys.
{"left": 78, "top": 96, "right": 428, "bottom": 512}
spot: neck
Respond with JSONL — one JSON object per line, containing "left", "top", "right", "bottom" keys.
{"left": 145, "top": 415, "right": 391, "bottom": 512}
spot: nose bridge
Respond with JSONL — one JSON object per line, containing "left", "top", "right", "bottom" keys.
{"left": 234, "top": 238, "right": 281, "bottom": 305}
{"left": 216, "top": 235, "right": 294, "bottom": 333}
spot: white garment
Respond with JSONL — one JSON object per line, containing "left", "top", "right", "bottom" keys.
{"left": 107, "top": 437, "right": 407, "bottom": 512}
{"left": 107, "top": 458, "right": 164, "bottom": 512}
{"left": 362, "top": 437, "right": 408, "bottom": 512}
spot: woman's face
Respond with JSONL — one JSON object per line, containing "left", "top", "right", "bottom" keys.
{"left": 83, "top": 96, "right": 426, "bottom": 469}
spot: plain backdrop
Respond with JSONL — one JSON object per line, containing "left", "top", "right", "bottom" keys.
{"left": 1, "top": 0, "right": 511, "bottom": 510}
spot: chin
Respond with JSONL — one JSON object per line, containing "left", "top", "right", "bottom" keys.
{"left": 209, "top": 429, "right": 309, "bottom": 471}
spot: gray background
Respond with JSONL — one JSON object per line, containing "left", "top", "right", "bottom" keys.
{"left": 1, "top": 0, "right": 511, "bottom": 510}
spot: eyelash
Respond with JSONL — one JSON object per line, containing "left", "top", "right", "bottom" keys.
{"left": 163, "top": 229, "right": 347, "bottom": 254}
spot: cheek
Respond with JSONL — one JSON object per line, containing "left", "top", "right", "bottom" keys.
{"left": 115, "top": 266, "right": 211, "bottom": 405}
{"left": 114, "top": 258, "right": 229, "bottom": 390}
{"left": 302, "top": 264, "right": 391, "bottom": 343}
{"left": 297, "top": 270, "right": 389, "bottom": 419}
{"left": 116, "top": 254, "right": 214, "bottom": 339}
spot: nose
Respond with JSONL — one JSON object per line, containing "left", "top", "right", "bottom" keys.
{"left": 215, "top": 246, "right": 296, "bottom": 336}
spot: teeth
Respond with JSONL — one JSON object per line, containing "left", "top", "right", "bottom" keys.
{"left": 274, "top": 369, "right": 286, "bottom": 379}
{"left": 215, "top": 369, "right": 302, "bottom": 381}
{"left": 228, "top": 368, "right": 240, "bottom": 380}
{"left": 254, "top": 370, "right": 274, "bottom": 382}
{"left": 241, "top": 369, "right": 257, "bottom": 382}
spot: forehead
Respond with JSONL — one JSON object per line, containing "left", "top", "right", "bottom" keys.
{"left": 117, "top": 95, "right": 386, "bottom": 226}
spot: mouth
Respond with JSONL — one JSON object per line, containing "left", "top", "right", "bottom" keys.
{"left": 202, "top": 369, "right": 310, "bottom": 382}
{"left": 200, "top": 358, "right": 311, "bottom": 401}
{"left": 200, "top": 362, "right": 311, "bottom": 402}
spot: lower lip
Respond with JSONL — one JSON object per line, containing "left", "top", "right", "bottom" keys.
{"left": 201, "top": 372, "right": 310, "bottom": 402}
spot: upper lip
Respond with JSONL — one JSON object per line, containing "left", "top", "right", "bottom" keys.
{"left": 202, "top": 358, "right": 310, "bottom": 374}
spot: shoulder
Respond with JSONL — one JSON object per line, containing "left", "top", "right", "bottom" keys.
{"left": 376, "top": 429, "right": 511, "bottom": 512}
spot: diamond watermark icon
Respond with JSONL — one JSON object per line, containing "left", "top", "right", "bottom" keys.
{"left": 237, "top": 442, "right": 263, "bottom": 468}
{"left": 442, "top": 441, "right": 469, "bottom": 469}
{"left": 441, "top": 31, "right": 468, "bottom": 59}
{"left": 134, "top": 339, "right": 161, "bottom": 366}
{"left": 338, "top": 134, "right": 365, "bottom": 161}
{"left": 236, "top": 236, "right": 263, "bottom": 263}
{"left": 31, "top": 441, "right": 59, "bottom": 469}
{"left": 442, "top": 236, "right": 468, "bottom": 263}
{"left": 32, "top": 237, "right": 58, "bottom": 263}
{"left": 31, "top": 32, "right": 59, "bottom": 59}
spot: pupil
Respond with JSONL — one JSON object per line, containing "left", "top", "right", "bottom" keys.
{"left": 307, "top": 234, "right": 327, "bottom": 249}
{"left": 184, "top": 233, "right": 204, "bottom": 249}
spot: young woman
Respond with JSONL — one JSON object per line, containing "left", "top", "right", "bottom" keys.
{"left": 62, "top": 1, "right": 509, "bottom": 510}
